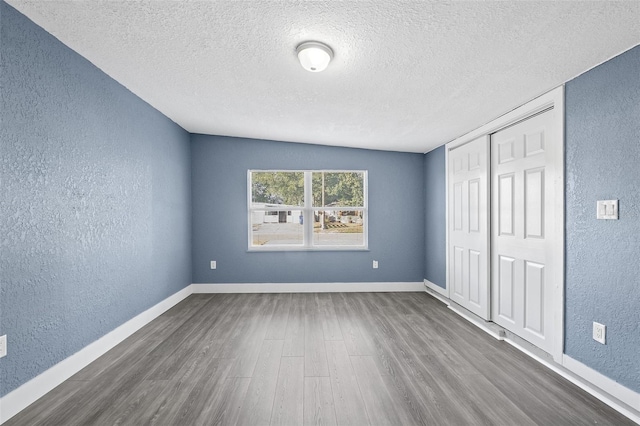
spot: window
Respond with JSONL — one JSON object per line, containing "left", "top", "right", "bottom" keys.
{"left": 248, "top": 170, "right": 368, "bottom": 250}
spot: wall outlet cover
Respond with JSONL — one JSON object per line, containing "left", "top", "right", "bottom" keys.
{"left": 593, "top": 322, "right": 606, "bottom": 344}
{"left": 210, "top": 260, "right": 217, "bottom": 270}
{"left": 0, "top": 335, "right": 6, "bottom": 358}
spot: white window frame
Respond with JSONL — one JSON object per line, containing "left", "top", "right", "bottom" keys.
{"left": 248, "top": 170, "right": 368, "bottom": 251}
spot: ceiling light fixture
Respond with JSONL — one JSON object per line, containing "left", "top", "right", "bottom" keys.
{"left": 296, "top": 41, "right": 333, "bottom": 73}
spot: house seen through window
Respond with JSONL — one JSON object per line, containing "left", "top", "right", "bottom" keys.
{"left": 248, "top": 170, "right": 368, "bottom": 250}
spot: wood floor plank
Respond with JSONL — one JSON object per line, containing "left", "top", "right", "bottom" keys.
{"left": 146, "top": 297, "right": 226, "bottom": 380}
{"left": 166, "top": 357, "right": 235, "bottom": 425}
{"left": 68, "top": 332, "right": 159, "bottom": 381}
{"left": 378, "top": 292, "right": 413, "bottom": 315}
{"left": 137, "top": 293, "right": 213, "bottom": 342}
{"left": 379, "top": 372, "right": 435, "bottom": 425}
{"left": 351, "top": 355, "right": 419, "bottom": 426}
{"left": 69, "top": 295, "right": 212, "bottom": 382}
{"left": 7, "top": 293, "right": 635, "bottom": 426}
{"left": 304, "top": 295, "right": 329, "bottom": 377}
{"left": 325, "top": 340, "right": 370, "bottom": 425}
{"left": 100, "top": 379, "right": 168, "bottom": 426}
{"left": 316, "top": 293, "right": 343, "bottom": 341}
{"left": 202, "top": 293, "right": 248, "bottom": 342}
{"left": 270, "top": 356, "right": 304, "bottom": 425}
{"left": 265, "top": 293, "right": 292, "bottom": 340}
{"left": 484, "top": 347, "right": 632, "bottom": 425}
{"left": 217, "top": 293, "right": 266, "bottom": 359}
{"left": 95, "top": 344, "right": 229, "bottom": 425}
{"left": 236, "top": 339, "right": 284, "bottom": 426}
{"left": 356, "top": 323, "right": 460, "bottom": 424}
{"left": 349, "top": 293, "right": 419, "bottom": 378}
{"left": 144, "top": 295, "right": 217, "bottom": 357}
{"left": 468, "top": 354, "right": 576, "bottom": 425}
{"left": 401, "top": 313, "right": 447, "bottom": 346}
{"left": 354, "top": 294, "right": 495, "bottom": 424}
{"left": 303, "top": 377, "right": 337, "bottom": 426}
{"left": 2, "top": 380, "right": 88, "bottom": 426}
{"left": 283, "top": 293, "right": 305, "bottom": 356}
{"left": 331, "top": 293, "right": 373, "bottom": 356}
{"left": 378, "top": 309, "right": 449, "bottom": 358}
{"left": 229, "top": 294, "right": 279, "bottom": 377}
{"left": 339, "top": 293, "right": 399, "bottom": 375}
{"left": 388, "top": 292, "right": 424, "bottom": 314}
{"left": 457, "top": 372, "right": 537, "bottom": 425}
{"left": 407, "top": 359, "right": 483, "bottom": 425}
{"left": 34, "top": 336, "right": 158, "bottom": 425}
{"left": 197, "top": 377, "right": 251, "bottom": 426}
{"left": 421, "top": 334, "right": 482, "bottom": 377}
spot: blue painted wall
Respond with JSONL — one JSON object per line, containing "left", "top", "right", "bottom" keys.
{"left": 191, "top": 135, "right": 425, "bottom": 284}
{"left": 0, "top": 2, "right": 191, "bottom": 397}
{"left": 565, "top": 45, "right": 640, "bottom": 392}
{"left": 423, "top": 146, "right": 446, "bottom": 287}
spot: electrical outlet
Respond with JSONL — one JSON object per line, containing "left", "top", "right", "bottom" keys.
{"left": 0, "top": 335, "right": 6, "bottom": 358}
{"left": 593, "top": 322, "right": 606, "bottom": 344}
{"left": 210, "top": 260, "right": 217, "bottom": 270}
{"left": 373, "top": 260, "right": 379, "bottom": 269}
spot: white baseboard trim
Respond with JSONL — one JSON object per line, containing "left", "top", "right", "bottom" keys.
{"left": 423, "top": 279, "right": 449, "bottom": 300}
{"left": 192, "top": 282, "right": 425, "bottom": 293}
{"left": 0, "top": 285, "right": 193, "bottom": 425}
{"left": 446, "top": 300, "right": 640, "bottom": 424}
{"left": 561, "top": 355, "right": 640, "bottom": 421}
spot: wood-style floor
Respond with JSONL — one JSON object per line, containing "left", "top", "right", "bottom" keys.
{"left": 6, "top": 292, "right": 632, "bottom": 425}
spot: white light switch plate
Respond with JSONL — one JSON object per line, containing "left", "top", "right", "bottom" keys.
{"left": 210, "top": 260, "right": 217, "bottom": 270}
{"left": 597, "top": 200, "right": 618, "bottom": 220}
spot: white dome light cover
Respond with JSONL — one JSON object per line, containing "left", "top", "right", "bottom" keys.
{"left": 296, "top": 41, "right": 333, "bottom": 72}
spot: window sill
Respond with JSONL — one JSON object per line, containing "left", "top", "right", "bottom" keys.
{"left": 247, "top": 246, "right": 369, "bottom": 253}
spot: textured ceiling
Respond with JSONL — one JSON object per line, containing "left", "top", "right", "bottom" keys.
{"left": 7, "top": 1, "right": 640, "bottom": 153}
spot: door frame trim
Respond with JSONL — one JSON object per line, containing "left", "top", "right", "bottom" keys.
{"left": 445, "top": 86, "right": 565, "bottom": 363}
{"left": 443, "top": 147, "right": 451, "bottom": 300}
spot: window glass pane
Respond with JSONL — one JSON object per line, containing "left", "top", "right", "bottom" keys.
{"left": 251, "top": 171, "right": 304, "bottom": 207}
{"left": 312, "top": 172, "right": 364, "bottom": 207}
{"left": 248, "top": 170, "right": 367, "bottom": 250}
{"left": 251, "top": 210, "right": 304, "bottom": 246}
{"left": 313, "top": 210, "right": 364, "bottom": 246}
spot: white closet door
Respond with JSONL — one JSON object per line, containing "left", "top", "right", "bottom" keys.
{"left": 491, "top": 109, "right": 558, "bottom": 354}
{"left": 448, "top": 136, "right": 490, "bottom": 320}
